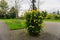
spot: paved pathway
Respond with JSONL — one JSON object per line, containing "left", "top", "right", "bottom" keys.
{"left": 11, "top": 22, "right": 60, "bottom": 40}
{"left": 44, "top": 22, "right": 60, "bottom": 38}
{"left": 0, "top": 20, "right": 60, "bottom": 40}
{"left": 0, "top": 20, "right": 11, "bottom": 40}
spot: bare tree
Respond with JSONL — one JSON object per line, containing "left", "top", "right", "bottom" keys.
{"left": 15, "top": 0, "right": 24, "bottom": 18}
{"left": 15, "top": 0, "right": 18, "bottom": 18}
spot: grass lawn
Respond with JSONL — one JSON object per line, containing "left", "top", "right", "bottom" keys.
{"left": 1, "top": 19, "right": 60, "bottom": 30}
{"left": 2, "top": 19, "right": 26, "bottom": 30}
{"left": 44, "top": 19, "right": 60, "bottom": 22}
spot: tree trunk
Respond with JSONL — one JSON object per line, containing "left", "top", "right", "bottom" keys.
{"left": 32, "top": 0, "right": 37, "bottom": 10}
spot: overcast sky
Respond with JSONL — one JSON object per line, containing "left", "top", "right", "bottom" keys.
{"left": 40, "top": 0, "right": 60, "bottom": 12}
{"left": 6, "top": 0, "right": 60, "bottom": 12}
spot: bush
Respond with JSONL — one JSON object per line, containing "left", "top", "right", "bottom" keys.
{"left": 46, "top": 14, "right": 54, "bottom": 19}
{"left": 10, "top": 13, "right": 16, "bottom": 19}
{"left": 54, "top": 15, "right": 60, "bottom": 19}
{"left": 25, "top": 10, "right": 43, "bottom": 36}
{"left": 8, "top": 7, "right": 17, "bottom": 19}
{"left": 41, "top": 11, "right": 47, "bottom": 19}
{"left": 5, "top": 14, "right": 10, "bottom": 19}
{"left": 46, "top": 13, "right": 60, "bottom": 20}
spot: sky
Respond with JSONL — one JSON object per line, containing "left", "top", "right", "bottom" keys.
{"left": 6, "top": 0, "right": 60, "bottom": 11}
{"left": 5, "top": 0, "right": 60, "bottom": 16}
{"left": 40, "top": 0, "right": 60, "bottom": 12}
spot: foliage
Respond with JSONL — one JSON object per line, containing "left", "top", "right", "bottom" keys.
{"left": 46, "top": 13, "right": 60, "bottom": 20}
{"left": 46, "top": 14, "right": 53, "bottom": 19}
{"left": 8, "top": 7, "right": 17, "bottom": 18}
{"left": 25, "top": 10, "right": 43, "bottom": 36}
{"left": 54, "top": 15, "right": 60, "bottom": 19}
{"left": 0, "top": 0, "right": 18, "bottom": 19}
{"left": 0, "top": 0, "right": 8, "bottom": 9}
{"left": 0, "top": 0, "right": 8, "bottom": 19}
{"left": 41, "top": 11, "right": 47, "bottom": 19}
{"left": 25, "top": 0, "right": 44, "bottom": 36}
{"left": 5, "top": 14, "right": 10, "bottom": 19}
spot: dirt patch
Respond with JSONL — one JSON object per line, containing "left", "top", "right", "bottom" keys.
{"left": 11, "top": 29, "right": 59, "bottom": 40}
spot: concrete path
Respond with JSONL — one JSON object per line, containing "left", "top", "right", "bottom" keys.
{"left": 0, "top": 20, "right": 11, "bottom": 40}
{"left": 11, "top": 22, "right": 60, "bottom": 40}
{"left": 44, "top": 22, "right": 60, "bottom": 38}
{"left": 0, "top": 20, "right": 59, "bottom": 40}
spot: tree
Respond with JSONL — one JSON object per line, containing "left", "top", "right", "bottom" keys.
{"left": 31, "top": 0, "right": 37, "bottom": 10}
{"left": 15, "top": 0, "right": 18, "bottom": 18}
{"left": 0, "top": 0, "right": 8, "bottom": 9}
{"left": 57, "top": 10, "right": 60, "bottom": 15}
{"left": 8, "top": 7, "right": 18, "bottom": 18}
{"left": 0, "top": 9, "right": 3, "bottom": 18}
{"left": 0, "top": 0, "right": 8, "bottom": 18}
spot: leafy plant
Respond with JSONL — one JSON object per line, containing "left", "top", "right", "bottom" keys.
{"left": 41, "top": 11, "right": 47, "bottom": 19}
{"left": 25, "top": 10, "right": 43, "bottom": 36}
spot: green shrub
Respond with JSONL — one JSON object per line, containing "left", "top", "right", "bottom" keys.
{"left": 46, "top": 14, "right": 54, "bottom": 19}
{"left": 54, "top": 15, "right": 60, "bottom": 19}
{"left": 41, "top": 11, "right": 47, "bottom": 19}
{"left": 25, "top": 10, "right": 43, "bottom": 36}
{"left": 46, "top": 13, "right": 60, "bottom": 20}
{"left": 5, "top": 14, "right": 10, "bottom": 19}
{"left": 8, "top": 7, "right": 16, "bottom": 19}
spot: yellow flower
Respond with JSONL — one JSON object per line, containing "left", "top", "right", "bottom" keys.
{"left": 39, "top": 16, "right": 42, "bottom": 18}
{"left": 32, "top": 10, "right": 37, "bottom": 13}
{"left": 33, "top": 10, "right": 36, "bottom": 12}
{"left": 34, "top": 14, "right": 36, "bottom": 17}
{"left": 36, "top": 19, "right": 38, "bottom": 21}
{"left": 29, "top": 25, "right": 35, "bottom": 28}
{"left": 39, "top": 16, "right": 43, "bottom": 19}
{"left": 34, "top": 19, "right": 38, "bottom": 22}
{"left": 38, "top": 24, "right": 41, "bottom": 26}
{"left": 36, "top": 22, "right": 38, "bottom": 23}
{"left": 29, "top": 25, "right": 32, "bottom": 27}
{"left": 32, "top": 26, "right": 35, "bottom": 28}
{"left": 34, "top": 20, "right": 35, "bottom": 22}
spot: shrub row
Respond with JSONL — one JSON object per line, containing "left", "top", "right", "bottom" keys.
{"left": 46, "top": 14, "right": 60, "bottom": 20}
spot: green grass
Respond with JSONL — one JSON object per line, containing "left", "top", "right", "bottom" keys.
{"left": 2, "top": 19, "right": 26, "bottom": 30}
{"left": 1, "top": 19, "right": 60, "bottom": 30}
{"left": 44, "top": 19, "right": 60, "bottom": 22}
